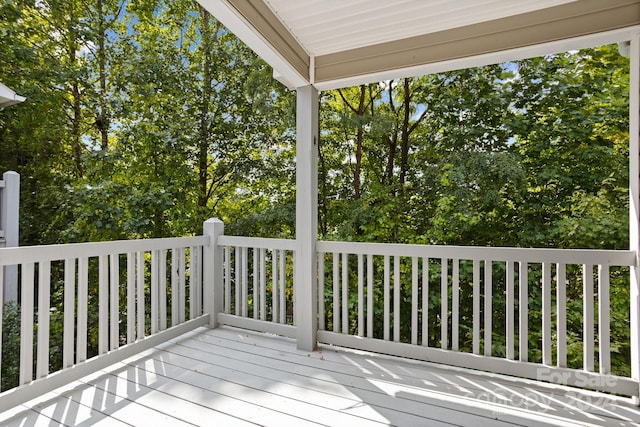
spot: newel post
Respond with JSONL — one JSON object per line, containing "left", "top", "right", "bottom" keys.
{"left": 1, "top": 171, "right": 20, "bottom": 303}
{"left": 203, "top": 218, "right": 224, "bottom": 328}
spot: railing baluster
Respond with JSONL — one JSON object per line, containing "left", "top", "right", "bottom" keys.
{"left": 542, "top": 262, "right": 552, "bottom": 365}
{"left": 64, "top": 258, "right": 75, "bottom": 367}
{"left": 506, "top": 261, "right": 514, "bottom": 360}
{"left": 178, "top": 247, "right": 186, "bottom": 323}
{"left": 557, "top": 263, "right": 567, "bottom": 367}
{"left": 127, "top": 253, "right": 136, "bottom": 340}
{"left": 253, "top": 248, "right": 258, "bottom": 319}
{"left": 422, "top": 257, "right": 429, "bottom": 347}
{"left": 279, "top": 249, "right": 286, "bottom": 324}
{"left": 20, "top": 262, "right": 34, "bottom": 385}
{"left": 78, "top": 257, "right": 88, "bottom": 360}
{"left": 171, "top": 249, "right": 179, "bottom": 327}
{"left": 272, "top": 249, "right": 278, "bottom": 322}
{"left": 452, "top": 259, "right": 459, "bottom": 352}
{"left": 598, "top": 264, "right": 611, "bottom": 374}
{"left": 342, "top": 253, "right": 349, "bottom": 334}
{"left": 151, "top": 250, "right": 159, "bottom": 334}
{"left": 235, "top": 246, "right": 241, "bottom": 316}
{"left": 260, "top": 248, "right": 266, "bottom": 320}
{"left": 243, "top": 246, "right": 249, "bottom": 318}
{"left": 333, "top": 252, "right": 339, "bottom": 332}
{"left": 110, "top": 254, "right": 120, "bottom": 350}
{"left": 441, "top": 258, "right": 448, "bottom": 350}
{"left": 411, "top": 257, "right": 418, "bottom": 345}
{"left": 159, "top": 249, "right": 167, "bottom": 329}
{"left": 473, "top": 259, "right": 480, "bottom": 355}
{"left": 318, "top": 252, "right": 325, "bottom": 330}
{"left": 393, "top": 255, "right": 400, "bottom": 342}
{"left": 357, "top": 253, "right": 364, "bottom": 337}
{"left": 196, "top": 246, "right": 202, "bottom": 316}
{"left": 484, "top": 259, "right": 492, "bottom": 356}
{"left": 519, "top": 261, "right": 528, "bottom": 362}
{"left": 137, "top": 251, "right": 145, "bottom": 339}
{"left": 367, "top": 254, "right": 374, "bottom": 338}
{"left": 99, "top": 255, "right": 108, "bottom": 354}
{"left": 77, "top": 257, "right": 89, "bottom": 363}
{"left": 384, "top": 255, "right": 390, "bottom": 341}
{"left": 36, "top": 260, "right": 50, "bottom": 378}
{"left": 189, "top": 247, "right": 197, "bottom": 320}
{"left": 583, "top": 264, "right": 595, "bottom": 371}
{"left": 224, "top": 246, "right": 230, "bottom": 314}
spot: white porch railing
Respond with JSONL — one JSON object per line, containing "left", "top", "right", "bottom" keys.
{"left": 0, "top": 219, "right": 638, "bottom": 411}
{"left": 316, "top": 241, "right": 638, "bottom": 396}
{"left": 0, "top": 234, "right": 208, "bottom": 411}
{"left": 215, "top": 235, "right": 296, "bottom": 338}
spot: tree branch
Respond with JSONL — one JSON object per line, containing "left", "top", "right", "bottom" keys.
{"left": 337, "top": 89, "right": 358, "bottom": 114}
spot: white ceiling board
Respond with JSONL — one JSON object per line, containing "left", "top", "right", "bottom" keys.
{"left": 263, "top": 0, "right": 578, "bottom": 56}
{"left": 201, "top": 0, "right": 640, "bottom": 89}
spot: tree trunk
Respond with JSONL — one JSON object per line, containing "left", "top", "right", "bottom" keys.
{"left": 69, "top": 42, "right": 83, "bottom": 177}
{"left": 338, "top": 85, "right": 367, "bottom": 200}
{"left": 385, "top": 81, "right": 397, "bottom": 189}
{"left": 96, "top": 0, "right": 109, "bottom": 151}
{"left": 353, "top": 85, "right": 366, "bottom": 200}
{"left": 399, "top": 78, "right": 411, "bottom": 187}
{"left": 198, "top": 7, "right": 214, "bottom": 210}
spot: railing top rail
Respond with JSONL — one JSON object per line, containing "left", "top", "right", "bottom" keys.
{"left": 0, "top": 235, "right": 208, "bottom": 265}
{"left": 218, "top": 235, "right": 296, "bottom": 251}
{"left": 316, "top": 240, "right": 636, "bottom": 266}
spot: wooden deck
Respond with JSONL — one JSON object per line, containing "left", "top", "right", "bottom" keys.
{"left": 2, "top": 326, "right": 640, "bottom": 426}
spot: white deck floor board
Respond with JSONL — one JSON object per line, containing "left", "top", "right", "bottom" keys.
{"left": 156, "top": 345, "right": 465, "bottom": 426}
{"left": 188, "top": 329, "right": 635, "bottom": 426}
{"left": 92, "top": 360, "right": 321, "bottom": 427}
{"left": 118, "top": 355, "right": 386, "bottom": 427}
{"left": 171, "top": 337, "right": 518, "bottom": 426}
{"left": 2, "top": 325, "right": 640, "bottom": 426}
{"left": 202, "top": 327, "right": 640, "bottom": 425}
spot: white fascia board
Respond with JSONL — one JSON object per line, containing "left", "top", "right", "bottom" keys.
{"left": 0, "top": 82, "right": 26, "bottom": 107}
{"left": 198, "top": 0, "right": 309, "bottom": 89}
{"left": 314, "top": 25, "right": 640, "bottom": 91}
{"left": 0, "top": 96, "right": 26, "bottom": 108}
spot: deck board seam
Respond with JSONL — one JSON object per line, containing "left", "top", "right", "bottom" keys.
{"left": 204, "top": 327, "right": 639, "bottom": 409}
{"left": 167, "top": 336, "right": 563, "bottom": 426}
{"left": 120, "top": 353, "right": 406, "bottom": 427}
{"left": 117, "top": 357, "right": 335, "bottom": 426}
{"left": 194, "top": 328, "right": 639, "bottom": 424}
{"left": 78, "top": 370, "right": 254, "bottom": 427}
{"left": 153, "top": 346, "right": 468, "bottom": 426}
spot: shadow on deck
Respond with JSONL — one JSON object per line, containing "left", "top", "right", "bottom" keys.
{"left": 2, "top": 326, "right": 640, "bottom": 426}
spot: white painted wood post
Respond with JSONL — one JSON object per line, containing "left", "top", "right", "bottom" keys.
{"left": 1, "top": 171, "right": 19, "bottom": 302}
{"left": 295, "top": 85, "right": 319, "bottom": 351}
{"left": 629, "top": 33, "right": 640, "bottom": 398}
{"left": 204, "top": 218, "right": 224, "bottom": 328}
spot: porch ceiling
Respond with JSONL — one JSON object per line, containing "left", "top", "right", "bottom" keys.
{"left": 198, "top": 0, "right": 640, "bottom": 90}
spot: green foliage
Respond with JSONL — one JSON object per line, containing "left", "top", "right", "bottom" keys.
{"left": 0, "top": 0, "right": 632, "bottom": 385}
{"left": 1, "top": 302, "right": 20, "bottom": 391}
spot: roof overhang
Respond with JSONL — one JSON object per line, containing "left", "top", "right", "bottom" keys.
{"left": 0, "top": 82, "right": 26, "bottom": 108}
{"left": 198, "top": 0, "right": 640, "bottom": 90}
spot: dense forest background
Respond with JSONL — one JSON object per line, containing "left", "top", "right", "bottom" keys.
{"left": 0, "top": 0, "right": 630, "bottom": 249}
{"left": 0, "top": 0, "right": 633, "bottom": 385}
